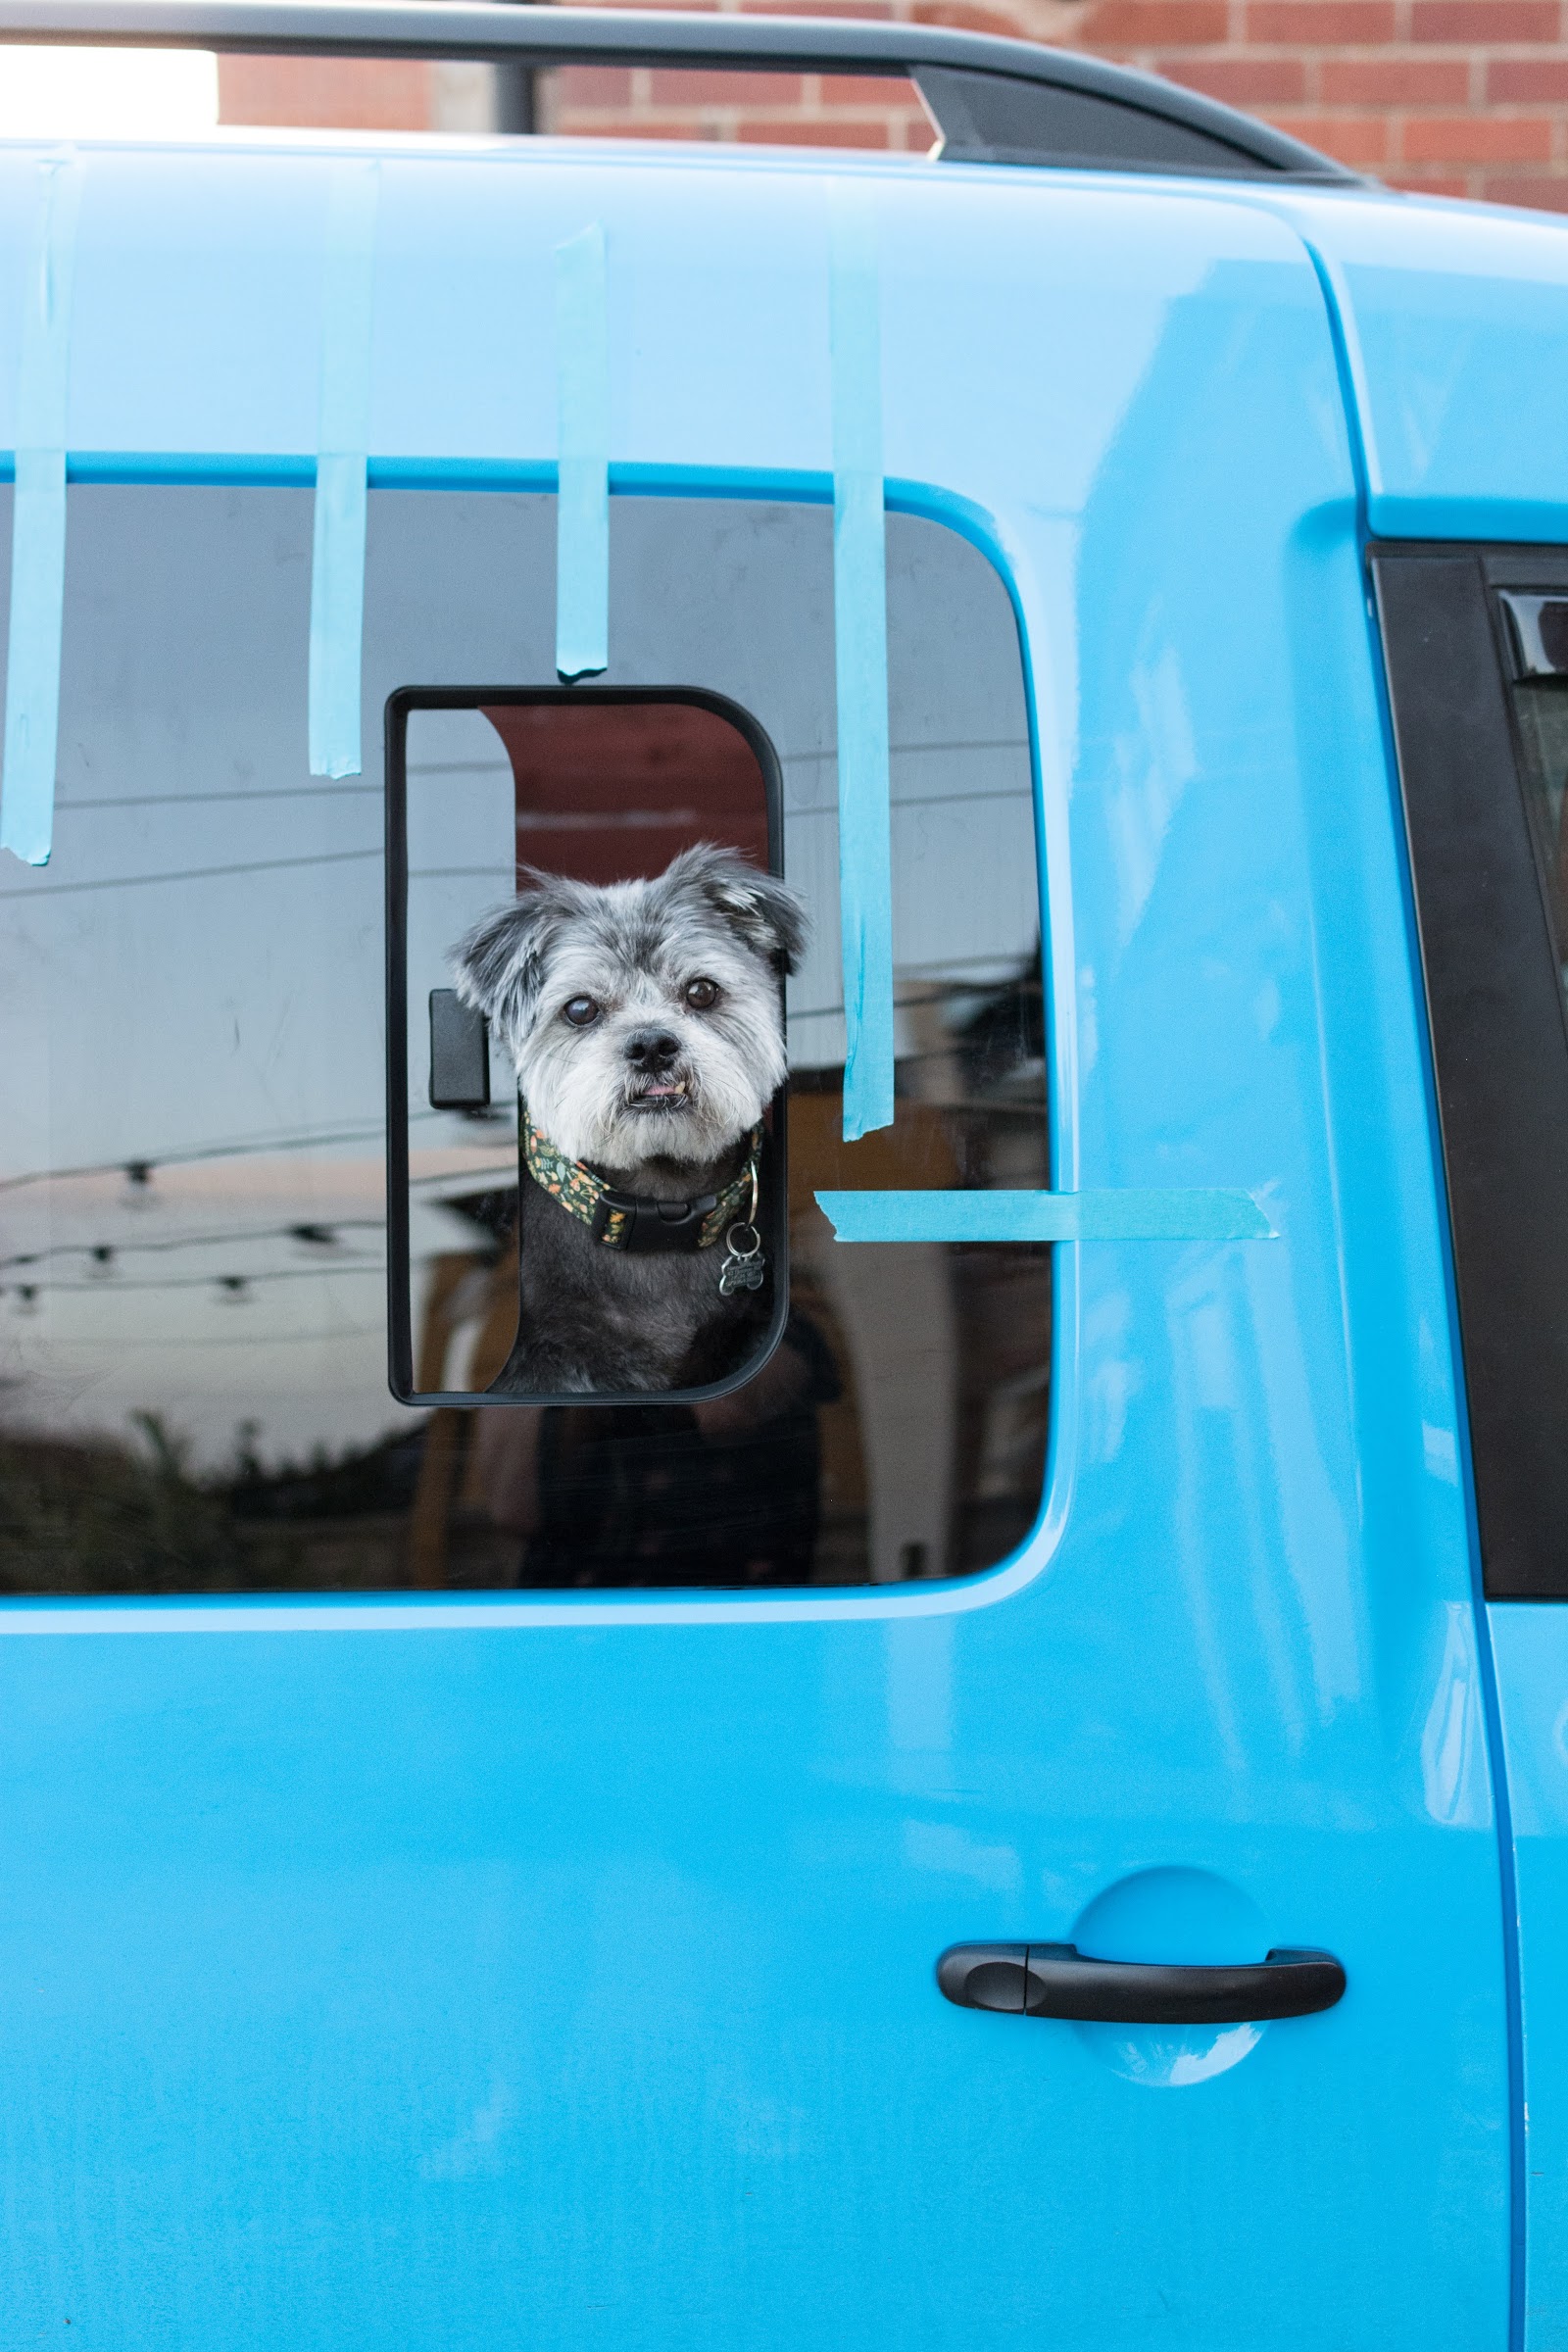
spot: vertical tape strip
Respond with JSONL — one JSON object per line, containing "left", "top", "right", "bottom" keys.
{"left": 829, "top": 180, "right": 895, "bottom": 1141}
{"left": 1, "top": 153, "right": 83, "bottom": 868}
{"left": 555, "top": 223, "right": 610, "bottom": 685}
{"left": 309, "top": 159, "right": 379, "bottom": 781}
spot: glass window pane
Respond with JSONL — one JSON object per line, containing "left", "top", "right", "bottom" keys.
{"left": 0, "top": 486, "right": 1050, "bottom": 1594}
{"left": 1509, "top": 673, "right": 1568, "bottom": 1003}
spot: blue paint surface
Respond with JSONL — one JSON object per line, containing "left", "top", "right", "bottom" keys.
{"left": 1260, "top": 186, "right": 1568, "bottom": 541}
{"left": 0, "top": 131, "right": 1543, "bottom": 2347}
{"left": 1487, "top": 1609, "right": 1568, "bottom": 2351}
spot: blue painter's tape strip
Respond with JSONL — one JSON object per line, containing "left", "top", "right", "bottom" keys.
{"left": 829, "top": 180, "right": 894, "bottom": 1143}
{"left": 815, "top": 1190, "right": 1276, "bottom": 1243}
{"left": 2, "top": 447, "right": 67, "bottom": 867}
{"left": 308, "top": 159, "right": 378, "bottom": 781}
{"left": 555, "top": 223, "right": 610, "bottom": 685}
{"left": 1, "top": 154, "right": 83, "bottom": 868}
{"left": 310, "top": 450, "right": 368, "bottom": 781}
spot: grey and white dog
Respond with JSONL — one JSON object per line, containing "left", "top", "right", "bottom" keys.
{"left": 452, "top": 844, "right": 808, "bottom": 1394}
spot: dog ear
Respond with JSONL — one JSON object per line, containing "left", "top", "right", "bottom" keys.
{"left": 450, "top": 888, "right": 563, "bottom": 1051}
{"left": 673, "top": 845, "right": 810, "bottom": 977}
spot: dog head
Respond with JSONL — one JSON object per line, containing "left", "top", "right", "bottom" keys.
{"left": 451, "top": 844, "right": 808, "bottom": 1170}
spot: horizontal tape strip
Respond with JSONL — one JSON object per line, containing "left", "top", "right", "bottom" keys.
{"left": 555, "top": 222, "right": 610, "bottom": 685}
{"left": 829, "top": 179, "right": 895, "bottom": 1144}
{"left": 1, "top": 153, "right": 83, "bottom": 869}
{"left": 814, "top": 1190, "right": 1275, "bottom": 1243}
{"left": 308, "top": 158, "right": 378, "bottom": 782}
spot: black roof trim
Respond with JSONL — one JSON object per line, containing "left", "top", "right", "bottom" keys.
{"left": 0, "top": 0, "right": 1362, "bottom": 180}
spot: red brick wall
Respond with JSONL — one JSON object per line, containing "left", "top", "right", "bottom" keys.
{"left": 542, "top": 61, "right": 936, "bottom": 150}
{"left": 220, "top": 56, "right": 432, "bottom": 131}
{"left": 220, "top": 0, "right": 1568, "bottom": 212}
{"left": 1078, "top": 0, "right": 1568, "bottom": 206}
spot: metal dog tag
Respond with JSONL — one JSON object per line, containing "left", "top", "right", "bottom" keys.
{"left": 718, "top": 1221, "right": 766, "bottom": 1297}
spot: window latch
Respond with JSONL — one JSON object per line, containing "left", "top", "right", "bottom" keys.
{"left": 428, "top": 990, "right": 490, "bottom": 1110}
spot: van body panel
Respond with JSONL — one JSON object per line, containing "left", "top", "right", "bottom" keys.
{"left": 1489, "top": 1607, "right": 1568, "bottom": 2346}
{"left": 1270, "top": 188, "right": 1568, "bottom": 542}
{"left": 0, "top": 133, "right": 1530, "bottom": 2345}
{"left": 0, "top": 139, "right": 1562, "bottom": 537}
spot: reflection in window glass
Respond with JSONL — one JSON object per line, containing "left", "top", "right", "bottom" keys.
{"left": 1510, "top": 666, "right": 1568, "bottom": 1004}
{"left": 0, "top": 487, "right": 1049, "bottom": 1594}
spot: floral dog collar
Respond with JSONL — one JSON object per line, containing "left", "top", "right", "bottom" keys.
{"left": 521, "top": 1108, "right": 761, "bottom": 1259}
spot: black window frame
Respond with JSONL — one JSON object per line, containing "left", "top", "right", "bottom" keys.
{"left": 384, "top": 681, "right": 790, "bottom": 1410}
{"left": 1375, "top": 541, "right": 1568, "bottom": 1600}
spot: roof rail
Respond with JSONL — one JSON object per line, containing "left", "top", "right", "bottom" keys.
{"left": 0, "top": 0, "right": 1361, "bottom": 180}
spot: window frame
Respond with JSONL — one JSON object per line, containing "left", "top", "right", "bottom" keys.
{"left": 1375, "top": 542, "right": 1568, "bottom": 1601}
{"left": 384, "top": 681, "right": 791, "bottom": 1410}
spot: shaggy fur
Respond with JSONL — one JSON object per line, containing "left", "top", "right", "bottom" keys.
{"left": 451, "top": 845, "right": 808, "bottom": 1394}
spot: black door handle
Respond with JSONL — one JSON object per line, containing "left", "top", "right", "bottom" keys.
{"left": 937, "top": 1941, "right": 1347, "bottom": 2025}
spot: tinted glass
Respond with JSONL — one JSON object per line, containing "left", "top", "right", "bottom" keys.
{"left": 1376, "top": 550, "right": 1568, "bottom": 1598}
{"left": 1508, "top": 664, "right": 1568, "bottom": 1000}
{"left": 0, "top": 487, "right": 1049, "bottom": 1593}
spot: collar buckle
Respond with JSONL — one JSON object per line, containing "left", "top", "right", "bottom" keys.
{"left": 593, "top": 1187, "right": 719, "bottom": 1252}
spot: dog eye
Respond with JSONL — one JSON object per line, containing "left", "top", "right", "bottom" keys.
{"left": 562, "top": 996, "right": 599, "bottom": 1027}
{"left": 684, "top": 978, "right": 720, "bottom": 1011}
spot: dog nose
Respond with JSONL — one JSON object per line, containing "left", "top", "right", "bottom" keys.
{"left": 624, "top": 1028, "right": 681, "bottom": 1070}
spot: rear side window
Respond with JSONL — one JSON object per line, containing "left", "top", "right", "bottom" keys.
{"left": 0, "top": 487, "right": 1050, "bottom": 1596}
{"left": 1498, "top": 592, "right": 1568, "bottom": 995}
{"left": 1376, "top": 547, "right": 1568, "bottom": 1598}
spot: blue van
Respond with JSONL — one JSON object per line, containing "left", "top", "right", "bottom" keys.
{"left": 0, "top": 4, "right": 1566, "bottom": 2342}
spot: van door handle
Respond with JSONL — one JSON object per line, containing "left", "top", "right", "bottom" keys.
{"left": 936, "top": 1941, "right": 1347, "bottom": 2024}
